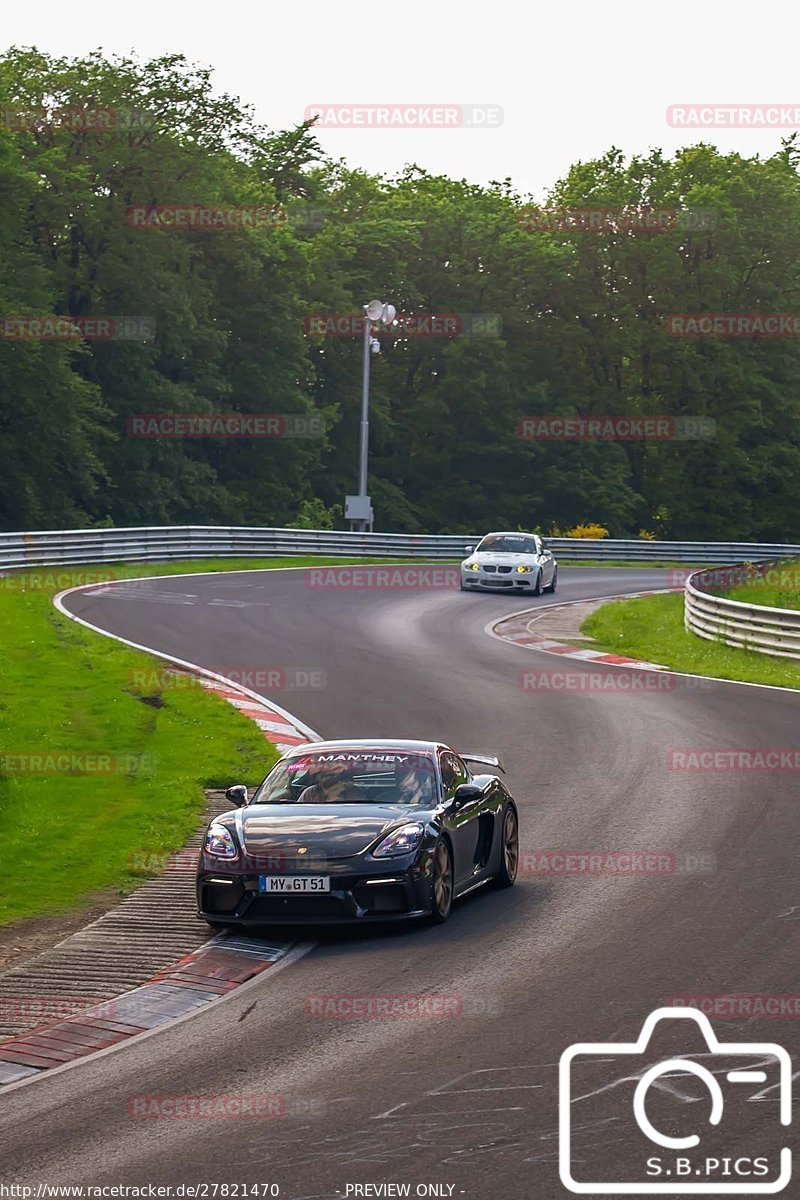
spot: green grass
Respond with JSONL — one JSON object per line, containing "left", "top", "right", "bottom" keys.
{"left": 581, "top": 592, "right": 800, "bottom": 690}
{"left": 0, "top": 555, "right": 417, "bottom": 928}
{"left": 720, "top": 559, "right": 800, "bottom": 611}
{"left": 562, "top": 560, "right": 710, "bottom": 569}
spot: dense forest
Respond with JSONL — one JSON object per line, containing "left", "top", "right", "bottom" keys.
{"left": 1, "top": 48, "right": 800, "bottom": 538}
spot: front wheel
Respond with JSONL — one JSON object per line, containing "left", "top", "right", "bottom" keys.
{"left": 544, "top": 566, "right": 558, "bottom": 593}
{"left": 493, "top": 806, "right": 519, "bottom": 888}
{"left": 428, "top": 839, "right": 454, "bottom": 923}
{"left": 532, "top": 570, "right": 542, "bottom": 596}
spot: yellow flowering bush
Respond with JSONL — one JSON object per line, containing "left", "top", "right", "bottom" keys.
{"left": 564, "top": 522, "right": 609, "bottom": 539}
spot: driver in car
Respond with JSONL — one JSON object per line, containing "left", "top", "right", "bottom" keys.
{"left": 397, "top": 766, "right": 433, "bottom": 805}
{"left": 297, "top": 764, "right": 363, "bottom": 804}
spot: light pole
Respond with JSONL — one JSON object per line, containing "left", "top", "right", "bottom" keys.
{"left": 345, "top": 299, "right": 396, "bottom": 532}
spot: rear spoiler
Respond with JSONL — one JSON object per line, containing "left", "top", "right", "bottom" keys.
{"left": 461, "top": 752, "right": 505, "bottom": 774}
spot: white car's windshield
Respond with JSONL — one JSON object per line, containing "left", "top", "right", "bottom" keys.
{"left": 252, "top": 751, "right": 438, "bottom": 806}
{"left": 477, "top": 534, "right": 539, "bottom": 554}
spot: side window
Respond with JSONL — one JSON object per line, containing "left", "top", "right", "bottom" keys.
{"left": 439, "top": 752, "right": 468, "bottom": 797}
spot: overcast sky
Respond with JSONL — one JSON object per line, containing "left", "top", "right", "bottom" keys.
{"left": 4, "top": 1, "right": 797, "bottom": 198}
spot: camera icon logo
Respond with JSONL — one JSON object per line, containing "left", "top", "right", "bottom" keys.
{"left": 559, "top": 1006, "right": 792, "bottom": 1194}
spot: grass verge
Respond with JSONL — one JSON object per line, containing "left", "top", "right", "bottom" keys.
{"left": 720, "top": 558, "right": 800, "bottom": 610}
{"left": 0, "top": 555, "right": 408, "bottom": 927}
{"left": 560, "top": 560, "right": 709, "bottom": 569}
{"left": 581, "top": 592, "right": 800, "bottom": 690}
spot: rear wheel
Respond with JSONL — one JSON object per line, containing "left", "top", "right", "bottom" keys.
{"left": 428, "top": 839, "right": 454, "bottom": 923}
{"left": 494, "top": 806, "right": 519, "bottom": 888}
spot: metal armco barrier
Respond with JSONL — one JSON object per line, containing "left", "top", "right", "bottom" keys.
{"left": 685, "top": 560, "right": 800, "bottom": 660}
{"left": 1, "top": 525, "right": 800, "bottom": 571}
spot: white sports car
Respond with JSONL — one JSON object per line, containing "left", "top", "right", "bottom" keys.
{"left": 460, "top": 531, "right": 557, "bottom": 594}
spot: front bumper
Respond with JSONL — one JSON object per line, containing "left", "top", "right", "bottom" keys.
{"left": 461, "top": 568, "right": 537, "bottom": 590}
{"left": 197, "top": 852, "right": 432, "bottom": 926}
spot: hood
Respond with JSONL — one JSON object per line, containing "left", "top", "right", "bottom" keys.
{"left": 472, "top": 550, "right": 540, "bottom": 564}
{"left": 237, "top": 804, "right": 421, "bottom": 860}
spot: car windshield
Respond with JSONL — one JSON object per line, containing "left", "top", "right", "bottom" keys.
{"left": 251, "top": 751, "right": 438, "bottom": 806}
{"left": 477, "top": 534, "right": 539, "bottom": 554}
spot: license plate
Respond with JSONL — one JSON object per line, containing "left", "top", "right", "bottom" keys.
{"left": 259, "top": 875, "right": 331, "bottom": 893}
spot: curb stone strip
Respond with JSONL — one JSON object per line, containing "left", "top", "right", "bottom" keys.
{"left": 490, "top": 590, "right": 800, "bottom": 702}
{"left": 490, "top": 589, "right": 682, "bottom": 671}
{"left": 0, "top": 621, "right": 322, "bottom": 1084}
{"left": 0, "top": 939, "right": 292, "bottom": 1085}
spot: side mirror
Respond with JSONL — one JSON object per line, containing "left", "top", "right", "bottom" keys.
{"left": 452, "top": 782, "right": 483, "bottom": 807}
{"left": 465, "top": 545, "right": 474, "bottom": 554}
{"left": 225, "top": 784, "right": 248, "bottom": 807}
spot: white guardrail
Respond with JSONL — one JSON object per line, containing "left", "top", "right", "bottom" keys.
{"left": 1, "top": 525, "right": 800, "bottom": 570}
{"left": 685, "top": 561, "right": 800, "bottom": 660}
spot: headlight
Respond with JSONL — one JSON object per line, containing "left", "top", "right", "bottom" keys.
{"left": 465, "top": 562, "right": 480, "bottom": 571}
{"left": 516, "top": 564, "right": 533, "bottom": 573}
{"left": 204, "top": 822, "right": 238, "bottom": 859}
{"left": 372, "top": 822, "right": 424, "bottom": 858}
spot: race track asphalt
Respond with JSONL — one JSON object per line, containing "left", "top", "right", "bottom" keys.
{"left": 1, "top": 565, "right": 798, "bottom": 1198}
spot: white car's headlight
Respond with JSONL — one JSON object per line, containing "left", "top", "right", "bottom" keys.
{"left": 464, "top": 561, "right": 480, "bottom": 571}
{"left": 204, "top": 822, "right": 238, "bottom": 859}
{"left": 372, "top": 822, "right": 424, "bottom": 858}
{"left": 516, "top": 564, "right": 533, "bottom": 573}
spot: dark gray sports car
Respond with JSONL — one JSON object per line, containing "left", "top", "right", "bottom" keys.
{"left": 196, "top": 739, "right": 519, "bottom": 927}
